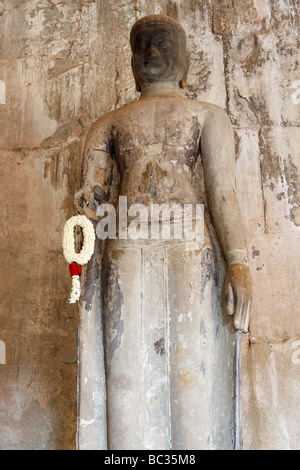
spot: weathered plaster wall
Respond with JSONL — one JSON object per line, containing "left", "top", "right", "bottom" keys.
{"left": 0, "top": 0, "right": 299, "bottom": 450}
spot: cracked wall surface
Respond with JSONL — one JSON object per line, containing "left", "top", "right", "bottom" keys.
{"left": 0, "top": 0, "right": 299, "bottom": 450}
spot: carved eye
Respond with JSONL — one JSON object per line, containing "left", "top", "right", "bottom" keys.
{"left": 134, "top": 36, "right": 149, "bottom": 54}
{"left": 159, "top": 39, "right": 174, "bottom": 52}
{"left": 156, "top": 39, "right": 168, "bottom": 49}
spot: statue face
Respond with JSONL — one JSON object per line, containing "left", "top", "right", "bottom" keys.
{"left": 131, "top": 23, "right": 188, "bottom": 89}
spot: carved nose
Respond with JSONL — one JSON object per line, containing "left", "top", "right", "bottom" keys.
{"left": 145, "top": 45, "right": 161, "bottom": 59}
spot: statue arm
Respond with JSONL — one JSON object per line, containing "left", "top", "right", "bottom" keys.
{"left": 201, "top": 107, "right": 252, "bottom": 332}
{"left": 75, "top": 116, "right": 114, "bottom": 217}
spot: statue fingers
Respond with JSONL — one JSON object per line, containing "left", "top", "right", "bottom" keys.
{"left": 233, "top": 293, "right": 244, "bottom": 331}
{"left": 240, "top": 295, "right": 251, "bottom": 333}
{"left": 224, "top": 282, "right": 234, "bottom": 317}
{"left": 74, "top": 189, "right": 85, "bottom": 213}
{"left": 74, "top": 187, "right": 93, "bottom": 214}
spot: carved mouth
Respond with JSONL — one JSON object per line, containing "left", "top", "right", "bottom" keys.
{"left": 144, "top": 56, "right": 165, "bottom": 67}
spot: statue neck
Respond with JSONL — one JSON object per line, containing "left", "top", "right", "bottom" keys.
{"left": 140, "top": 83, "right": 182, "bottom": 98}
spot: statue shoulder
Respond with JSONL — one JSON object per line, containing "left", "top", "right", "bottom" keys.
{"left": 188, "top": 98, "right": 228, "bottom": 116}
{"left": 89, "top": 100, "right": 138, "bottom": 133}
{"left": 178, "top": 96, "right": 231, "bottom": 127}
{"left": 89, "top": 109, "right": 115, "bottom": 134}
{"left": 188, "top": 100, "right": 233, "bottom": 132}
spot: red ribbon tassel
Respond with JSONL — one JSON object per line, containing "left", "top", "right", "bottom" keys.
{"left": 69, "top": 263, "right": 82, "bottom": 277}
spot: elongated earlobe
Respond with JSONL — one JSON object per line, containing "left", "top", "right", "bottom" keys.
{"left": 180, "top": 53, "right": 190, "bottom": 89}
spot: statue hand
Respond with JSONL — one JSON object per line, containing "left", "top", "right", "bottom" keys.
{"left": 224, "top": 264, "right": 252, "bottom": 332}
{"left": 74, "top": 187, "right": 94, "bottom": 214}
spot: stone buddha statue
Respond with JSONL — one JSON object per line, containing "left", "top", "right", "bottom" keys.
{"left": 75, "top": 14, "right": 252, "bottom": 451}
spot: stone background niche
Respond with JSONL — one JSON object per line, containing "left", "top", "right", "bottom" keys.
{"left": 0, "top": 0, "right": 299, "bottom": 450}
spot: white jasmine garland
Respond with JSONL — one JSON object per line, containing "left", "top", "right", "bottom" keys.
{"left": 62, "top": 215, "right": 96, "bottom": 303}
{"left": 69, "top": 275, "right": 81, "bottom": 304}
{"left": 62, "top": 215, "right": 96, "bottom": 265}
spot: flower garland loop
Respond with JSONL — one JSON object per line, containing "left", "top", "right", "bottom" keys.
{"left": 62, "top": 215, "right": 96, "bottom": 303}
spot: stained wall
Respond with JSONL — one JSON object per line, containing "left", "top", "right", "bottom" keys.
{"left": 0, "top": 0, "right": 299, "bottom": 450}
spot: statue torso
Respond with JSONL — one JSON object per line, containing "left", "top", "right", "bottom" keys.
{"left": 89, "top": 95, "right": 216, "bottom": 207}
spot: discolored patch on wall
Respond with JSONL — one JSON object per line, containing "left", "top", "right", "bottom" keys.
{"left": 259, "top": 128, "right": 300, "bottom": 227}
{"left": 283, "top": 156, "right": 300, "bottom": 226}
{"left": 154, "top": 338, "right": 165, "bottom": 356}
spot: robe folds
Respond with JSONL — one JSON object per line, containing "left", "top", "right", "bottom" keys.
{"left": 77, "top": 217, "right": 236, "bottom": 450}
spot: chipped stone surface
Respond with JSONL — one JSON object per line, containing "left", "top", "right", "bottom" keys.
{"left": 0, "top": 0, "right": 299, "bottom": 450}
{"left": 260, "top": 127, "right": 300, "bottom": 230}
{"left": 243, "top": 339, "right": 300, "bottom": 450}
{"left": 0, "top": 146, "right": 80, "bottom": 449}
{"left": 246, "top": 231, "right": 300, "bottom": 343}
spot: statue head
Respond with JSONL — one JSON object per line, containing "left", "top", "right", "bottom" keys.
{"left": 130, "top": 15, "right": 190, "bottom": 93}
